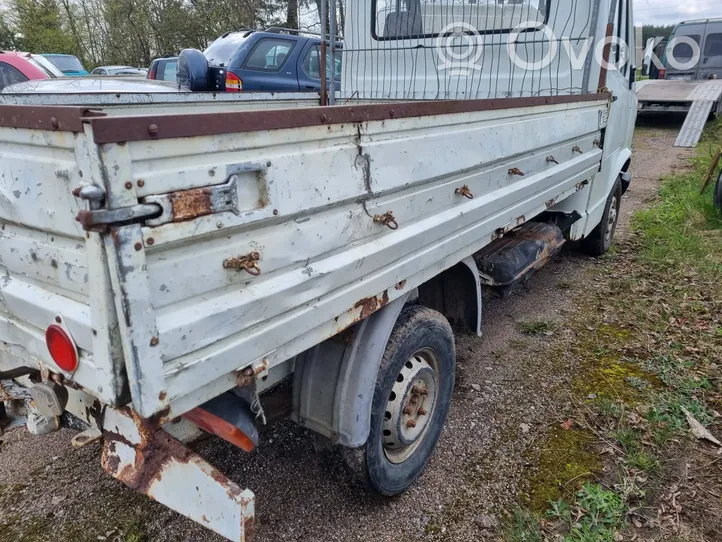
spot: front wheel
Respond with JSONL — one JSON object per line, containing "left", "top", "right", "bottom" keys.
{"left": 341, "top": 305, "right": 455, "bottom": 496}
{"left": 580, "top": 177, "right": 622, "bottom": 256}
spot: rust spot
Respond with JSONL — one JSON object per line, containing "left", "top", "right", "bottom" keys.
{"left": 575, "top": 179, "right": 590, "bottom": 191}
{"left": 243, "top": 516, "right": 255, "bottom": 540}
{"left": 236, "top": 366, "right": 255, "bottom": 388}
{"left": 158, "top": 390, "right": 167, "bottom": 401}
{"left": 169, "top": 188, "right": 213, "bottom": 222}
{"left": 353, "top": 290, "right": 390, "bottom": 321}
{"left": 395, "top": 280, "right": 407, "bottom": 290}
{"left": 545, "top": 198, "right": 556, "bottom": 208}
{"left": 102, "top": 424, "right": 192, "bottom": 494}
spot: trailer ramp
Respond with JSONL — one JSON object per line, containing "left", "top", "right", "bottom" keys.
{"left": 675, "top": 81, "right": 722, "bottom": 148}
{"left": 636, "top": 80, "right": 722, "bottom": 148}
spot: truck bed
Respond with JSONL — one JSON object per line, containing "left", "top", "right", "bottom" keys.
{"left": 0, "top": 94, "right": 609, "bottom": 418}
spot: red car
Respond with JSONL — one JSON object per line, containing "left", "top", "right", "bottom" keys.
{"left": 0, "top": 51, "right": 63, "bottom": 92}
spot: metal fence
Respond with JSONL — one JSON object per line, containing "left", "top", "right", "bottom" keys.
{"left": 322, "top": 0, "right": 602, "bottom": 102}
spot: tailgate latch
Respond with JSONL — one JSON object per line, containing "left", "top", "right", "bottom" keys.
{"left": 142, "top": 175, "right": 241, "bottom": 227}
{"left": 74, "top": 185, "right": 162, "bottom": 232}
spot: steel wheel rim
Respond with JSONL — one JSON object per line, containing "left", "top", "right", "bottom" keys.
{"left": 605, "top": 195, "right": 619, "bottom": 242}
{"left": 382, "top": 347, "right": 440, "bottom": 464}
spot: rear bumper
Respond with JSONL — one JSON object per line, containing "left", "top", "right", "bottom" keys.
{"left": 0, "top": 378, "right": 256, "bottom": 542}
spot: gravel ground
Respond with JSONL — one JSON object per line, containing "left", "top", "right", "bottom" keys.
{"left": 0, "top": 119, "right": 695, "bottom": 542}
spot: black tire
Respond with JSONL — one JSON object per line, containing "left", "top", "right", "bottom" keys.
{"left": 341, "top": 305, "right": 455, "bottom": 496}
{"left": 581, "top": 177, "right": 622, "bottom": 256}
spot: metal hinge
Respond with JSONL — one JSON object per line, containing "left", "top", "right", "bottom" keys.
{"left": 74, "top": 185, "right": 162, "bottom": 232}
{"left": 143, "top": 174, "right": 242, "bottom": 227}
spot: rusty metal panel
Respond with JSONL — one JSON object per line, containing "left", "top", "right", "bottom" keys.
{"left": 77, "top": 98, "right": 607, "bottom": 419}
{"left": 0, "top": 124, "right": 125, "bottom": 405}
{"left": 85, "top": 94, "right": 610, "bottom": 144}
{"left": 0, "top": 105, "right": 102, "bottom": 132}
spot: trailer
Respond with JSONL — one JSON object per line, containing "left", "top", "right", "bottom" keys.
{"left": 0, "top": 0, "right": 637, "bottom": 539}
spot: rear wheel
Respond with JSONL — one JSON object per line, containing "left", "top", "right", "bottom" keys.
{"left": 342, "top": 305, "right": 455, "bottom": 496}
{"left": 581, "top": 177, "right": 622, "bottom": 256}
{"left": 714, "top": 171, "right": 722, "bottom": 214}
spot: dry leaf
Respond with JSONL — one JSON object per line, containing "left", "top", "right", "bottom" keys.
{"left": 561, "top": 418, "right": 574, "bottom": 431}
{"left": 681, "top": 407, "right": 721, "bottom": 447}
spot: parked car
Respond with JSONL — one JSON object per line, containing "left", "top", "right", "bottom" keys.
{"left": 40, "top": 54, "right": 88, "bottom": 76}
{"left": 663, "top": 18, "right": 722, "bottom": 80}
{"left": 90, "top": 65, "right": 147, "bottom": 77}
{"left": 179, "top": 28, "right": 341, "bottom": 92}
{"left": 0, "top": 51, "right": 64, "bottom": 92}
{"left": 148, "top": 56, "right": 178, "bottom": 82}
{"left": 2, "top": 77, "right": 180, "bottom": 94}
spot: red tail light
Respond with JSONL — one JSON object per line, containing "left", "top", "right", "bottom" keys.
{"left": 45, "top": 324, "right": 78, "bottom": 373}
{"left": 225, "top": 72, "right": 242, "bottom": 92}
{"left": 660, "top": 68, "right": 666, "bottom": 79}
{"left": 149, "top": 67, "right": 157, "bottom": 79}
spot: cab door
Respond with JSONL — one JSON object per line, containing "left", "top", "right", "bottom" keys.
{"left": 585, "top": 0, "right": 636, "bottom": 235}
{"left": 603, "top": 0, "right": 636, "bottom": 155}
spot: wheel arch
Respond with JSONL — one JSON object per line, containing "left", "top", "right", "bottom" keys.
{"left": 291, "top": 258, "right": 482, "bottom": 448}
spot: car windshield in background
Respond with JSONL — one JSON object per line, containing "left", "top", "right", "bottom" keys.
{"left": 204, "top": 33, "right": 250, "bottom": 66}
{"left": 109, "top": 67, "right": 143, "bottom": 75}
{"left": 28, "top": 58, "right": 58, "bottom": 78}
{"left": 161, "top": 61, "right": 177, "bottom": 81}
{"left": 45, "top": 55, "right": 84, "bottom": 72}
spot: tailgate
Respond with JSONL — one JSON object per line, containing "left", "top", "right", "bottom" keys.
{"left": 85, "top": 96, "right": 609, "bottom": 417}
{"left": 0, "top": 117, "right": 124, "bottom": 404}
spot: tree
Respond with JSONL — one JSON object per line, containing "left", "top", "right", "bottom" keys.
{"left": 12, "top": 0, "right": 78, "bottom": 54}
{"left": 287, "top": 0, "right": 299, "bottom": 29}
{"left": 0, "top": 12, "right": 16, "bottom": 49}
{"left": 641, "top": 25, "right": 674, "bottom": 46}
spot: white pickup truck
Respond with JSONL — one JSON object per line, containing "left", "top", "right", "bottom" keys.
{"left": 0, "top": 0, "right": 636, "bottom": 539}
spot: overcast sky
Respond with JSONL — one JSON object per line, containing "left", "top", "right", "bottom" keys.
{"left": 634, "top": 0, "right": 719, "bottom": 26}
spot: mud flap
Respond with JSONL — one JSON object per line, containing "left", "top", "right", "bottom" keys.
{"left": 102, "top": 410, "right": 254, "bottom": 542}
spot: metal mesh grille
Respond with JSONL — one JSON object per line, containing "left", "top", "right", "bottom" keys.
{"left": 330, "top": 0, "right": 601, "bottom": 101}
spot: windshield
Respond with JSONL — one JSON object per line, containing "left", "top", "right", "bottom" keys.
{"left": 28, "top": 58, "right": 58, "bottom": 78}
{"left": 204, "top": 33, "right": 250, "bottom": 66}
{"left": 161, "top": 60, "right": 178, "bottom": 81}
{"left": 44, "top": 55, "right": 85, "bottom": 72}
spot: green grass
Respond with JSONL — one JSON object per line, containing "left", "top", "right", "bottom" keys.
{"left": 546, "top": 483, "right": 626, "bottom": 542}
{"left": 632, "top": 119, "right": 722, "bottom": 276}
{"left": 504, "top": 508, "right": 543, "bottom": 542}
{"left": 505, "top": 122, "right": 722, "bottom": 540}
{"left": 518, "top": 320, "right": 554, "bottom": 335}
